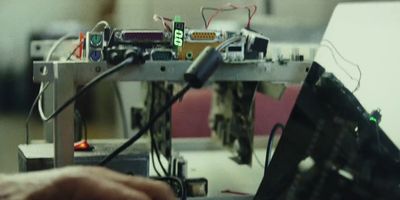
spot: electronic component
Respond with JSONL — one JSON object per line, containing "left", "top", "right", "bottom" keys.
{"left": 255, "top": 62, "right": 400, "bottom": 200}
{"left": 178, "top": 42, "right": 221, "bottom": 60}
{"left": 113, "top": 29, "right": 171, "bottom": 44}
{"left": 18, "top": 142, "right": 149, "bottom": 176}
{"left": 184, "top": 46, "right": 222, "bottom": 88}
{"left": 186, "top": 29, "right": 224, "bottom": 42}
{"left": 241, "top": 28, "right": 269, "bottom": 60}
{"left": 86, "top": 32, "right": 104, "bottom": 62}
{"left": 150, "top": 48, "right": 176, "bottom": 60}
{"left": 222, "top": 39, "right": 245, "bottom": 62}
{"left": 172, "top": 16, "right": 185, "bottom": 47}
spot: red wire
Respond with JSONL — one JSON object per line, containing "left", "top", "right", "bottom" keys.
{"left": 206, "top": 4, "right": 257, "bottom": 29}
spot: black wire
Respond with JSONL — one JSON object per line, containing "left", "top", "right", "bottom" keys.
{"left": 66, "top": 41, "right": 84, "bottom": 61}
{"left": 152, "top": 134, "right": 169, "bottom": 175}
{"left": 113, "top": 83, "right": 129, "bottom": 138}
{"left": 149, "top": 83, "right": 169, "bottom": 176}
{"left": 99, "top": 84, "right": 191, "bottom": 166}
{"left": 42, "top": 57, "right": 133, "bottom": 122}
{"left": 75, "top": 109, "right": 88, "bottom": 141}
{"left": 25, "top": 82, "right": 50, "bottom": 144}
{"left": 152, "top": 176, "right": 186, "bottom": 200}
{"left": 266, "top": 123, "right": 285, "bottom": 167}
{"left": 151, "top": 144, "right": 162, "bottom": 177}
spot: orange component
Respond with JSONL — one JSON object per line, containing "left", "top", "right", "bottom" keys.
{"left": 78, "top": 32, "right": 85, "bottom": 59}
{"left": 74, "top": 140, "right": 93, "bottom": 151}
{"left": 178, "top": 42, "right": 221, "bottom": 60}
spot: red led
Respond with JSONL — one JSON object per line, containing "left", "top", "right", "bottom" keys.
{"left": 74, "top": 140, "right": 93, "bottom": 151}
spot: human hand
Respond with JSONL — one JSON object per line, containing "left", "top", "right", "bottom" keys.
{"left": 0, "top": 166, "right": 175, "bottom": 200}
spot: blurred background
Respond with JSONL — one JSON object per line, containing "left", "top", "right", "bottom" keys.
{"left": 0, "top": 0, "right": 388, "bottom": 173}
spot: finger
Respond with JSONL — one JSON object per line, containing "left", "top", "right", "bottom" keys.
{"left": 85, "top": 167, "right": 175, "bottom": 200}
{"left": 75, "top": 178, "right": 152, "bottom": 200}
{"left": 33, "top": 175, "right": 153, "bottom": 200}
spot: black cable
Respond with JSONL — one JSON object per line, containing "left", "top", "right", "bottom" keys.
{"left": 266, "top": 123, "right": 285, "bottom": 167}
{"left": 152, "top": 176, "right": 186, "bottom": 200}
{"left": 42, "top": 57, "right": 133, "bottom": 122}
{"left": 74, "top": 109, "right": 88, "bottom": 141}
{"left": 152, "top": 134, "right": 169, "bottom": 175}
{"left": 66, "top": 41, "right": 84, "bottom": 61}
{"left": 151, "top": 144, "right": 162, "bottom": 177}
{"left": 99, "top": 84, "right": 191, "bottom": 166}
{"left": 25, "top": 82, "right": 50, "bottom": 144}
{"left": 149, "top": 83, "right": 162, "bottom": 176}
{"left": 149, "top": 83, "right": 169, "bottom": 175}
{"left": 113, "top": 83, "right": 129, "bottom": 138}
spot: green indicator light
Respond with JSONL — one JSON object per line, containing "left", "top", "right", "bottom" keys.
{"left": 369, "top": 116, "right": 377, "bottom": 123}
{"left": 174, "top": 15, "right": 182, "bottom": 22}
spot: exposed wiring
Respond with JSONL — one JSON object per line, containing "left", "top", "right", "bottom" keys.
{"left": 149, "top": 83, "right": 169, "bottom": 176}
{"left": 90, "top": 20, "right": 110, "bottom": 32}
{"left": 66, "top": 40, "right": 84, "bottom": 61}
{"left": 42, "top": 57, "right": 133, "bottom": 122}
{"left": 266, "top": 123, "right": 285, "bottom": 167}
{"left": 99, "top": 84, "right": 191, "bottom": 166}
{"left": 39, "top": 34, "right": 79, "bottom": 121}
{"left": 151, "top": 134, "right": 169, "bottom": 175}
{"left": 151, "top": 144, "right": 162, "bottom": 177}
{"left": 201, "top": 3, "right": 257, "bottom": 29}
{"left": 26, "top": 34, "right": 77, "bottom": 143}
{"left": 26, "top": 21, "right": 110, "bottom": 143}
{"left": 320, "top": 39, "right": 362, "bottom": 93}
{"left": 153, "top": 14, "right": 172, "bottom": 32}
{"left": 45, "top": 34, "right": 77, "bottom": 61}
{"left": 25, "top": 82, "right": 50, "bottom": 144}
{"left": 216, "top": 35, "right": 242, "bottom": 51}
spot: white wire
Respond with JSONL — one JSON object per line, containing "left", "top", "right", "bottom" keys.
{"left": 38, "top": 20, "right": 111, "bottom": 121}
{"left": 90, "top": 20, "right": 110, "bottom": 32}
{"left": 39, "top": 34, "right": 76, "bottom": 120}
{"left": 153, "top": 14, "right": 169, "bottom": 31}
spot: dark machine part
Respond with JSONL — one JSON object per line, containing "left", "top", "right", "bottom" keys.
{"left": 255, "top": 62, "right": 400, "bottom": 200}
{"left": 152, "top": 176, "right": 208, "bottom": 198}
{"left": 18, "top": 142, "right": 149, "bottom": 176}
{"left": 241, "top": 29, "right": 269, "bottom": 60}
{"left": 144, "top": 82, "right": 173, "bottom": 158}
{"left": 112, "top": 29, "right": 171, "bottom": 44}
{"left": 103, "top": 46, "right": 147, "bottom": 65}
{"left": 211, "top": 81, "right": 258, "bottom": 165}
{"left": 184, "top": 46, "right": 222, "bottom": 88}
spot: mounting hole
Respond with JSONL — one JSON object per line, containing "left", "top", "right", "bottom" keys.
{"left": 35, "top": 45, "right": 41, "bottom": 51}
{"left": 186, "top": 51, "right": 193, "bottom": 60}
{"left": 160, "top": 66, "right": 166, "bottom": 72}
{"left": 305, "top": 67, "right": 310, "bottom": 72}
{"left": 95, "top": 66, "right": 102, "bottom": 73}
{"left": 40, "top": 66, "right": 48, "bottom": 76}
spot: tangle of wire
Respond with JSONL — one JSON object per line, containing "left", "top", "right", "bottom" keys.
{"left": 320, "top": 39, "right": 362, "bottom": 93}
{"left": 153, "top": 14, "right": 172, "bottom": 32}
{"left": 201, "top": 3, "right": 257, "bottom": 29}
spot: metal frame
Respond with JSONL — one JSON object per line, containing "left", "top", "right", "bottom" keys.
{"left": 33, "top": 60, "right": 311, "bottom": 167}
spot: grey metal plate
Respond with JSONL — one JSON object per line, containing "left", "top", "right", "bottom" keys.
{"left": 33, "top": 60, "right": 310, "bottom": 84}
